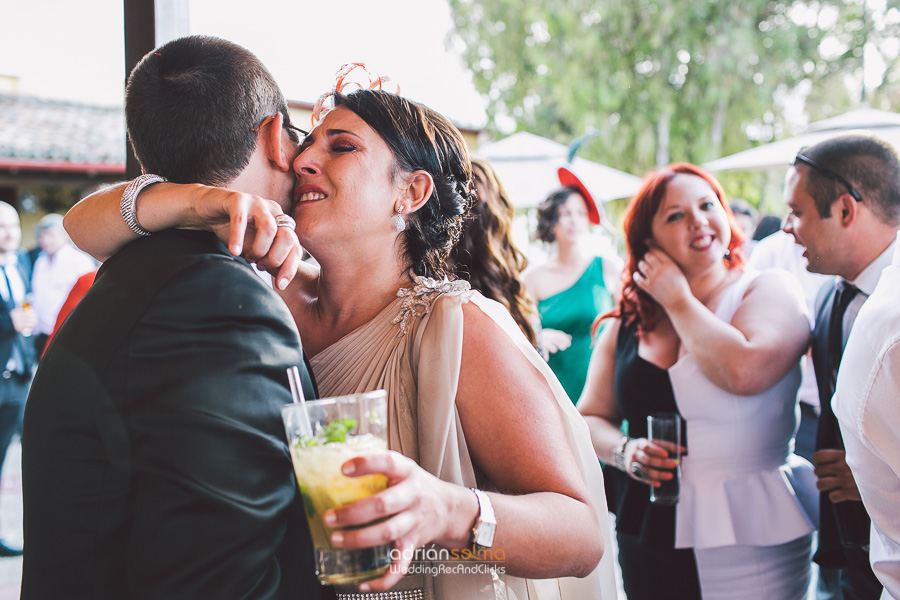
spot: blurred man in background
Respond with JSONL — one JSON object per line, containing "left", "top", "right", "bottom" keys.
{"left": 0, "top": 201, "right": 35, "bottom": 556}
{"left": 29, "top": 213, "right": 95, "bottom": 356}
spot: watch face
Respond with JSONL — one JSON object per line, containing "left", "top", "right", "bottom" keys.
{"left": 475, "top": 521, "right": 496, "bottom": 548}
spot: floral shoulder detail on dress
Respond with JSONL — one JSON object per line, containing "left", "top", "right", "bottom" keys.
{"left": 390, "top": 276, "right": 470, "bottom": 337}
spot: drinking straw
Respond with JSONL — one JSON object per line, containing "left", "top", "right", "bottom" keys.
{"left": 287, "top": 366, "right": 307, "bottom": 405}
{"left": 286, "top": 366, "right": 313, "bottom": 434}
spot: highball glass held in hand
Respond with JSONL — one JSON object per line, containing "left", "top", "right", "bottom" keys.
{"left": 647, "top": 412, "right": 682, "bottom": 505}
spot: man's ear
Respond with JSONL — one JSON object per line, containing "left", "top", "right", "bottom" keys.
{"left": 402, "top": 171, "right": 435, "bottom": 213}
{"left": 261, "top": 112, "right": 292, "bottom": 173}
{"left": 837, "top": 192, "right": 860, "bottom": 227}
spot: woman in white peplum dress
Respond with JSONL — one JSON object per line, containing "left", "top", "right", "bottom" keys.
{"left": 578, "top": 163, "right": 818, "bottom": 600}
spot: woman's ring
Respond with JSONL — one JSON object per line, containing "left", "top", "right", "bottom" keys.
{"left": 630, "top": 462, "right": 649, "bottom": 482}
{"left": 275, "top": 214, "right": 296, "bottom": 229}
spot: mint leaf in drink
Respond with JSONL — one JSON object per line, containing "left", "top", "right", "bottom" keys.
{"left": 321, "top": 418, "right": 358, "bottom": 443}
{"left": 296, "top": 436, "right": 318, "bottom": 449}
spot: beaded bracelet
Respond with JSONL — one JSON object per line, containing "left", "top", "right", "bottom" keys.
{"left": 120, "top": 174, "right": 167, "bottom": 236}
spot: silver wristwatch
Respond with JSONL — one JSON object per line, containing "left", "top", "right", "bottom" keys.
{"left": 610, "top": 435, "right": 630, "bottom": 471}
{"left": 470, "top": 488, "right": 496, "bottom": 550}
{"left": 121, "top": 174, "right": 167, "bottom": 236}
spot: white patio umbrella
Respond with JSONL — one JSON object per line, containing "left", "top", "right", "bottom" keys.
{"left": 475, "top": 131, "right": 643, "bottom": 207}
{"left": 703, "top": 107, "right": 900, "bottom": 172}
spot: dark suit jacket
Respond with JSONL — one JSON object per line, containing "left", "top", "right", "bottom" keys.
{"left": 0, "top": 249, "right": 35, "bottom": 373}
{"left": 21, "top": 230, "right": 325, "bottom": 599}
{"left": 811, "top": 279, "right": 872, "bottom": 569}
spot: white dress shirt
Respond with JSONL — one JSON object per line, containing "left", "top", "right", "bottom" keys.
{"left": 840, "top": 238, "right": 897, "bottom": 348}
{"left": 834, "top": 232, "right": 900, "bottom": 600}
{"left": 31, "top": 244, "right": 96, "bottom": 336}
{"left": 0, "top": 261, "right": 26, "bottom": 307}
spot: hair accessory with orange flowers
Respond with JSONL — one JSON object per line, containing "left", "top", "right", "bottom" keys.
{"left": 310, "top": 63, "right": 400, "bottom": 128}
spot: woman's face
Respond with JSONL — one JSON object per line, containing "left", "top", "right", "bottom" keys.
{"left": 551, "top": 192, "right": 590, "bottom": 243}
{"left": 291, "top": 106, "right": 400, "bottom": 248}
{"left": 649, "top": 174, "right": 731, "bottom": 272}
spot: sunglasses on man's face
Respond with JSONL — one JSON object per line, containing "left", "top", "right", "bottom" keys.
{"left": 792, "top": 150, "right": 863, "bottom": 203}
{"left": 252, "top": 116, "right": 308, "bottom": 143}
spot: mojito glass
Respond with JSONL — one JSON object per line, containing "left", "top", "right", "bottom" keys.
{"left": 282, "top": 390, "right": 392, "bottom": 585}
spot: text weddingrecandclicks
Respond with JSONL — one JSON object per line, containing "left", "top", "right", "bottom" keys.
{"left": 388, "top": 546, "right": 507, "bottom": 576}
{"left": 393, "top": 562, "right": 506, "bottom": 576}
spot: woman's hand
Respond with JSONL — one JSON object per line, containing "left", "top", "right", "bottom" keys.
{"left": 624, "top": 438, "right": 678, "bottom": 488}
{"left": 187, "top": 186, "right": 304, "bottom": 290}
{"left": 541, "top": 328, "right": 573, "bottom": 354}
{"left": 65, "top": 181, "right": 304, "bottom": 290}
{"left": 633, "top": 248, "right": 691, "bottom": 312}
{"left": 323, "top": 451, "right": 475, "bottom": 593}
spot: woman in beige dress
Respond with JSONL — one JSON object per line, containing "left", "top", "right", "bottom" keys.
{"left": 64, "top": 81, "right": 616, "bottom": 600}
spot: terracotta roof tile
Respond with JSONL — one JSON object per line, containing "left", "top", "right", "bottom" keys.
{"left": 0, "top": 94, "right": 125, "bottom": 166}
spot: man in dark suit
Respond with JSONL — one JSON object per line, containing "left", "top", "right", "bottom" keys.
{"left": 0, "top": 201, "right": 35, "bottom": 557}
{"left": 21, "top": 36, "right": 326, "bottom": 599}
{"left": 783, "top": 133, "right": 900, "bottom": 600}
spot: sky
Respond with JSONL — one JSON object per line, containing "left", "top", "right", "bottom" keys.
{"left": 0, "top": 0, "right": 488, "bottom": 128}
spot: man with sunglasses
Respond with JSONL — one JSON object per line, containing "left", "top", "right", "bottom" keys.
{"left": 21, "top": 36, "right": 327, "bottom": 599}
{"left": 783, "top": 133, "right": 900, "bottom": 600}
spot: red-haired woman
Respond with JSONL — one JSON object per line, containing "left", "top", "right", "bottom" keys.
{"left": 578, "top": 164, "right": 817, "bottom": 599}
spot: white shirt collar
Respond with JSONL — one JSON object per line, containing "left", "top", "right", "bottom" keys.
{"left": 848, "top": 237, "right": 897, "bottom": 296}
{"left": 0, "top": 252, "right": 18, "bottom": 269}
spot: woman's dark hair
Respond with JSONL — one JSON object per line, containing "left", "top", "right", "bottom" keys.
{"left": 535, "top": 186, "right": 584, "bottom": 243}
{"left": 333, "top": 89, "right": 474, "bottom": 279}
{"left": 449, "top": 158, "right": 538, "bottom": 345}
{"left": 752, "top": 215, "right": 782, "bottom": 241}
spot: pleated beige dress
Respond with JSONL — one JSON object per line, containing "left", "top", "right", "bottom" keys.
{"left": 311, "top": 277, "right": 617, "bottom": 600}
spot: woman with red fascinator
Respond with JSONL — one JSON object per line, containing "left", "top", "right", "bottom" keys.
{"left": 578, "top": 163, "right": 817, "bottom": 599}
{"left": 524, "top": 166, "right": 620, "bottom": 404}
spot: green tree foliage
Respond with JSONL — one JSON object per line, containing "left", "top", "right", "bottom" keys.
{"left": 448, "top": 0, "right": 862, "bottom": 176}
{"left": 803, "top": 0, "right": 900, "bottom": 118}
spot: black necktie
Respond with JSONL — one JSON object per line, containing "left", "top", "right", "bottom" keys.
{"left": 828, "top": 281, "right": 860, "bottom": 383}
{"left": 825, "top": 280, "right": 874, "bottom": 551}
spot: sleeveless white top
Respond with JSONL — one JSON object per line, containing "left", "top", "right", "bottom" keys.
{"left": 668, "top": 270, "right": 819, "bottom": 550}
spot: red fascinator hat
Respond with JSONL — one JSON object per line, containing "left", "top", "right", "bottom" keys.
{"left": 557, "top": 165, "right": 601, "bottom": 225}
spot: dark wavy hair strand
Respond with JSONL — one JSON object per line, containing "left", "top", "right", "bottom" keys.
{"left": 449, "top": 158, "right": 538, "bottom": 345}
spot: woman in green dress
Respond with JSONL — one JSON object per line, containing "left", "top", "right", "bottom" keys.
{"left": 524, "top": 169, "right": 620, "bottom": 404}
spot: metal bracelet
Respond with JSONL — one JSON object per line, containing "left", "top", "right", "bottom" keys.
{"left": 120, "top": 174, "right": 167, "bottom": 236}
{"left": 610, "top": 435, "right": 630, "bottom": 471}
{"left": 337, "top": 591, "right": 425, "bottom": 600}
